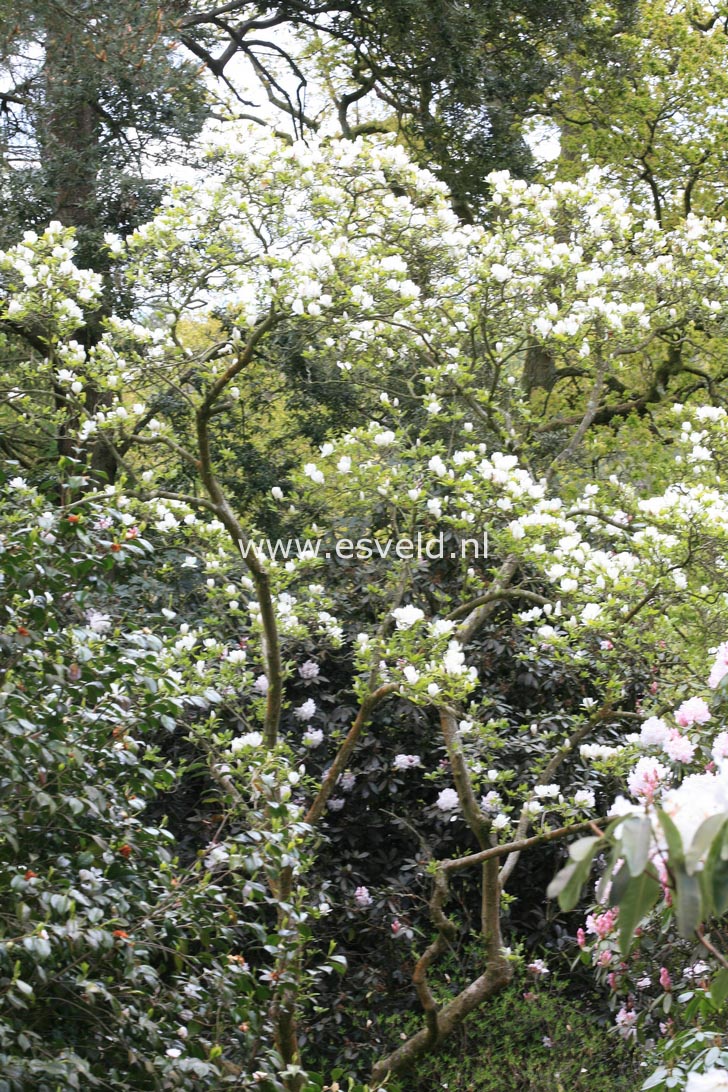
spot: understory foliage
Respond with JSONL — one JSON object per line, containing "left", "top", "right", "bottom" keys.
{"left": 7, "top": 7, "right": 728, "bottom": 1088}
{"left": 0, "top": 474, "right": 329, "bottom": 1090}
{"left": 385, "top": 965, "right": 640, "bottom": 1092}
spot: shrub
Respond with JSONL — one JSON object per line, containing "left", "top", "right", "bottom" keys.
{"left": 0, "top": 476, "right": 285, "bottom": 1089}
{"left": 375, "top": 965, "right": 640, "bottom": 1092}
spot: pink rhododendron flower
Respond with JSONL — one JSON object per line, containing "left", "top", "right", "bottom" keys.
{"left": 527, "top": 959, "right": 549, "bottom": 976}
{"left": 586, "top": 908, "right": 619, "bottom": 939}
{"left": 615, "top": 1006, "right": 637, "bottom": 1038}
{"left": 708, "top": 642, "right": 728, "bottom": 689}
{"left": 657, "top": 862, "right": 673, "bottom": 906}
{"left": 576, "top": 927, "right": 586, "bottom": 948}
{"left": 354, "top": 886, "right": 373, "bottom": 908}
{"left": 627, "top": 756, "right": 670, "bottom": 799}
{"left": 393, "top": 754, "right": 422, "bottom": 771}
{"left": 436, "top": 788, "right": 459, "bottom": 812}
{"left": 712, "top": 731, "right": 728, "bottom": 763}
{"left": 663, "top": 731, "right": 696, "bottom": 764}
{"left": 659, "top": 967, "right": 672, "bottom": 991}
{"left": 674, "top": 697, "right": 711, "bottom": 728}
{"left": 640, "top": 716, "right": 670, "bottom": 747}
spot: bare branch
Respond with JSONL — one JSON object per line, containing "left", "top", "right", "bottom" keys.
{"left": 448, "top": 587, "right": 549, "bottom": 622}
{"left": 444, "top": 818, "right": 601, "bottom": 875}
{"left": 305, "top": 683, "right": 400, "bottom": 824}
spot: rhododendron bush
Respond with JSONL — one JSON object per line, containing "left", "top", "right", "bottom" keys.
{"left": 6, "top": 125, "right": 728, "bottom": 1089}
{"left": 550, "top": 642, "right": 728, "bottom": 1090}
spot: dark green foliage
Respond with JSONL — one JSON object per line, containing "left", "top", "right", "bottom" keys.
{"left": 277, "top": 0, "right": 638, "bottom": 209}
{"left": 380, "top": 966, "right": 640, "bottom": 1092}
{"left": 0, "top": 0, "right": 207, "bottom": 258}
{"left": 267, "top": 583, "right": 649, "bottom": 1076}
{"left": 0, "top": 470, "right": 289, "bottom": 1089}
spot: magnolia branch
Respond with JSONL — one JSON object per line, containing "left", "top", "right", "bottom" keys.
{"left": 305, "top": 682, "right": 400, "bottom": 824}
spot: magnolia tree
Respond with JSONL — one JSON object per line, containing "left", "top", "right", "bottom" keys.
{"left": 5, "top": 127, "right": 728, "bottom": 1088}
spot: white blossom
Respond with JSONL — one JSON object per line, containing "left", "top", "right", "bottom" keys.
{"left": 436, "top": 788, "right": 459, "bottom": 812}
{"left": 392, "top": 605, "right": 425, "bottom": 630}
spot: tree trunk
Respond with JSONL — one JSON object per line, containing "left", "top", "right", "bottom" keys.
{"left": 43, "top": 14, "right": 117, "bottom": 484}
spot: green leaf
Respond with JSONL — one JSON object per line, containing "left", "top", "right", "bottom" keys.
{"left": 548, "top": 852, "right": 593, "bottom": 911}
{"left": 609, "top": 859, "right": 632, "bottom": 909}
{"left": 674, "top": 865, "right": 703, "bottom": 939}
{"left": 709, "top": 968, "right": 728, "bottom": 1010}
{"left": 548, "top": 836, "right": 602, "bottom": 910}
{"left": 657, "top": 809, "right": 684, "bottom": 866}
{"left": 708, "top": 855, "right": 728, "bottom": 918}
{"left": 616, "top": 869, "right": 661, "bottom": 956}
{"left": 687, "top": 815, "right": 728, "bottom": 876}
{"left": 621, "top": 817, "right": 652, "bottom": 877}
{"left": 568, "top": 835, "right": 601, "bottom": 863}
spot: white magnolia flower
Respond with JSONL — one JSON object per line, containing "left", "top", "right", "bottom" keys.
{"left": 534, "top": 784, "right": 560, "bottom": 799}
{"left": 303, "top": 462, "right": 324, "bottom": 484}
{"left": 392, "top": 604, "right": 425, "bottom": 630}
{"left": 230, "top": 732, "right": 263, "bottom": 752}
